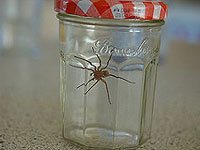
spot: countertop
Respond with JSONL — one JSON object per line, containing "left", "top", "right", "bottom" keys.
{"left": 0, "top": 39, "right": 200, "bottom": 150}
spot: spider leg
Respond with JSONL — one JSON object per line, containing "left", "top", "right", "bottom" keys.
{"left": 101, "top": 50, "right": 114, "bottom": 70}
{"left": 74, "top": 56, "right": 96, "bottom": 69}
{"left": 100, "top": 79, "right": 111, "bottom": 104}
{"left": 92, "top": 47, "right": 102, "bottom": 70}
{"left": 77, "top": 78, "right": 94, "bottom": 89}
{"left": 69, "top": 64, "right": 94, "bottom": 72}
{"left": 109, "top": 74, "right": 135, "bottom": 84}
{"left": 84, "top": 80, "right": 99, "bottom": 95}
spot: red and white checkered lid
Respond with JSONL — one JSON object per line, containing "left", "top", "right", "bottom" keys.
{"left": 55, "top": 0, "right": 168, "bottom": 20}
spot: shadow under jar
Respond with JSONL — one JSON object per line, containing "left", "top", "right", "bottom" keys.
{"left": 55, "top": 1, "right": 167, "bottom": 149}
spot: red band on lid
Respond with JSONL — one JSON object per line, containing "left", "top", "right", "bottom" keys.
{"left": 55, "top": 0, "right": 168, "bottom": 20}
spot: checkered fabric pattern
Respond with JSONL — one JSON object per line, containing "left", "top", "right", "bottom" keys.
{"left": 55, "top": 0, "right": 168, "bottom": 20}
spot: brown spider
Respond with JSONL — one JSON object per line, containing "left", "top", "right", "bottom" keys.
{"left": 71, "top": 47, "right": 135, "bottom": 104}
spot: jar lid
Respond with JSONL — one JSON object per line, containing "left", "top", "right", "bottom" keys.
{"left": 55, "top": 0, "right": 168, "bottom": 20}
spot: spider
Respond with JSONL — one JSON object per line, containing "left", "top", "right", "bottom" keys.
{"left": 71, "top": 47, "right": 135, "bottom": 104}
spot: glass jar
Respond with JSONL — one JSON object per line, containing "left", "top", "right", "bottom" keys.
{"left": 55, "top": 0, "right": 168, "bottom": 148}
{"left": 58, "top": 13, "right": 164, "bottom": 149}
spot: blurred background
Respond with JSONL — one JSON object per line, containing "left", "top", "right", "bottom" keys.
{"left": 0, "top": 0, "right": 200, "bottom": 149}
{"left": 0, "top": 0, "right": 58, "bottom": 99}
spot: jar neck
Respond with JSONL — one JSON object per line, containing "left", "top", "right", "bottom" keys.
{"left": 57, "top": 13, "right": 165, "bottom": 28}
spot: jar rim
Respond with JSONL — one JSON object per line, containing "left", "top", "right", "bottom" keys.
{"left": 57, "top": 13, "right": 165, "bottom": 28}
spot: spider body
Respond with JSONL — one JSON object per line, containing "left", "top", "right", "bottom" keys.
{"left": 93, "top": 70, "right": 109, "bottom": 80}
{"left": 71, "top": 48, "right": 135, "bottom": 104}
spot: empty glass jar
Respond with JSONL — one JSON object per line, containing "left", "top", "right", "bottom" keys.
{"left": 55, "top": 0, "right": 167, "bottom": 149}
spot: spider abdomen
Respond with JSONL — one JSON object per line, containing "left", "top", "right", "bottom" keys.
{"left": 102, "top": 70, "right": 109, "bottom": 77}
